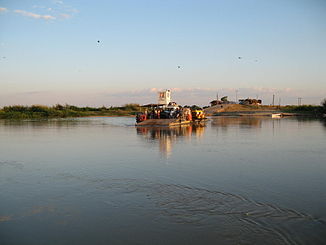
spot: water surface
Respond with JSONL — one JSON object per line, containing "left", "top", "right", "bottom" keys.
{"left": 0, "top": 117, "right": 325, "bottom": 245}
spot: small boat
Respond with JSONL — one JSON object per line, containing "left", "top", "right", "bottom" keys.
{"left": 272, "top": 113, "right": 283, "bottom": 118}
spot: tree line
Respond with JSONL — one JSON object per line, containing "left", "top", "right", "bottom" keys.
{"left": 0, "top": 104, "right": 141, "bottom": 119}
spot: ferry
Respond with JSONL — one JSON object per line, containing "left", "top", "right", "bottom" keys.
{"left": 135, "top": 90, "right": 207, "bottom": 126}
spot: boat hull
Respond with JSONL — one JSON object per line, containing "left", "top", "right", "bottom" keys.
{"left": 136, "top": 118, "right": 208, "bottom": 126}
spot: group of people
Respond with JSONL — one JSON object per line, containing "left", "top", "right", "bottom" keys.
{"left": 145, "top": 107, "right": 181, "bottom": 119}
{"left": 136, "top": 106, "right": 195, "bottom": 123}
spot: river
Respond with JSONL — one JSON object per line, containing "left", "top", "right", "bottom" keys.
{"left": 0, "top": 116, "right": 325, "bottom": 245}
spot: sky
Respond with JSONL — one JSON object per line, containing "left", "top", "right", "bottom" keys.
{"left": 0, "top": 0, "right": 325, "bottom": 107}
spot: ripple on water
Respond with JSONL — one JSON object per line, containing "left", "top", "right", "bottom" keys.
{"left": 0, "top": 160, "right": 24, "bottom": 169}
{"left": 52, "top": 175, "right": 326, "bottom": 245}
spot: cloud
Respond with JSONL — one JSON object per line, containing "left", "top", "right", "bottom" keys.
{"left": 59, "top": 13, "right": 70, "bottom": 19}
{"left": 101, "top": 87, "right": 326, "bottom": 106}
{"left": 32, "top": 5, "right": 54, "bottom": 12}
{"left": 14, "top": 9, "right": 55, "bottom": 20}
{"left": 17, "top": 91, "right": 50, "bottom": 95}
{"left": 0, "top": 7, "right": 8, "bottom": 12}
{"left": 69, "top": 8, "right": 79, "bottom": 13}
{"left": 1, "top": 87, "right": 324, "bottom": 107}
{"left": 53, "top": 0, "right": 64, "bottom": 4}
{"left": 32, "top": 5, "right": 46, "bottom": 9}
{"left": 14, "top": 1, "right": 78, "bottom": 21}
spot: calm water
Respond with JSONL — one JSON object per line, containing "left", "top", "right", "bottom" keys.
{"left": 0, "top": 117, "right": 326, "bottom": 245}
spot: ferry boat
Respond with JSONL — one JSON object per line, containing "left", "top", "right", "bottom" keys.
{"left": 136, "top": 107, "right": 207, "bottom": 126}
{"left": 135, "top": 90, "right": 207, "bottom": 126}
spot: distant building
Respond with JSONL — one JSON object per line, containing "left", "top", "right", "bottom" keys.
{"left": 210, "top": 100, "right": 220, "bottom": 106}
{"left": 210, "top": 99, "right": 235, "bottom": 106}
{"left": 239, "top": 98, "right": 262, "bottom": 105}
{"left": 158, "top": 89, "right": 171, "bottom": 105}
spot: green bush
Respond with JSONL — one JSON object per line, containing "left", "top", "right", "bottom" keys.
{"left": 283, "top": 105, "right": 320, "bottom": 112}
{"left": 191, "top": 105, "right": 202, "bottom": 110}
{"left": 3, "top": 105, "right": 28, "bottom": 112}
{"left": 120, "top": 103, "right": 141, "bottom": 111}
{"left": 0, "top": 104, "right": 141, "bottom": 119}
{"left": 321, "top": 99, "right": 326, "bottom": 113}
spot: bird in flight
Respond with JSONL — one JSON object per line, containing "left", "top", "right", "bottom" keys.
{"left": 177, "top": 66, "right": 181, "bottom": 69}
{"left": 238, "top": 57, "right": 242, "bottom": 59}
{"left": 97, "top": 40, "right": 100, "bottom": 43}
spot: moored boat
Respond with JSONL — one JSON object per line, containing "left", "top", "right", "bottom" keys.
{"left": 272, "top": 113, "right": 284, "bottom": 118}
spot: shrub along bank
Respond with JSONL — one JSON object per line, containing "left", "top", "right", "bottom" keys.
{"left": 0, "top": 104, "right": 141, "bottom": 119}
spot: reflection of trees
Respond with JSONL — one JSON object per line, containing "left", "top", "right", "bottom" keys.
{"left": 210, "top": 117, "right": 262, "bottom": 129}
{"left": 322, "top": 119, "right": 326, "bottom": 129}
{"left": 0, "top": 118, "right": 102, "bottom": 131}
{"left": 136, "top": 125, "right": 206, "bottom": 158}
{"left": 294, "top": 117, "right": 326, "bottom": 130}
{"left": 0, "top": 119, "right": 90, "bottom": 128}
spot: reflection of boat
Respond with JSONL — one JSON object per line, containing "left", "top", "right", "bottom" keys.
{"left": 136, "top": 124, "right": 206, "bottom": 157}
{"left": 136, "top": 117, "right": 208, "bottom": 126}
{"left": 137, "top": 118, "right": 191, "bottom": 126}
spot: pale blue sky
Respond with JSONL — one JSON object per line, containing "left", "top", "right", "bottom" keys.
{"left": 0, "top": 0, "right": 325, "bottom": 106}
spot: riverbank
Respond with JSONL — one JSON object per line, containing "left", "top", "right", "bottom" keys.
{"left": 1, "top": 103, "right": 325, "bottom": 120}
{"left": 204, "top": 104, "right": 325, "bottom": 117}
{"left": 0, "top": 104, "right": 141, "bottom": 119}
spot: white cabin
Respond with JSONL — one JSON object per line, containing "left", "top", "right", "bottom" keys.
{"left": 158, "top": 89, "right": 171, "bottom": 105}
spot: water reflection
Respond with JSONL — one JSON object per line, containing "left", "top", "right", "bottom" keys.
{"left": 322, "top": 119, "right": 326, "bottom": 128}
{"left": 210, "top": 116, "right": 262, "bottom": 129}
{"left": 294, "top": 117, "right": 326, "bottom": 129}
{"left": 0, "top": 117, "right": 134, "bottom": 129}
{"left": 136, "top": 125, "right": 206, "bottom": 157}
{"left": 0, "top": 118, "right": 86, "bottom": 128}
{"left": 1, "top": 117, "right": 326, "bottom": 244}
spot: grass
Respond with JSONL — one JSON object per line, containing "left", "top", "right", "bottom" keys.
{"left": 1, "top": 100, "right": 325, "bottom": 120}
{"left": 205, "top": 103, "right": 326, "bottom": 117}
{"left": 222, "top": 104, "right": 280, "bottom": 112}
{"left": 282, "top": 105, "right": 323, "bottom": 115}
{"left": 0, "top": 104, "right": 142, "bottom": 119}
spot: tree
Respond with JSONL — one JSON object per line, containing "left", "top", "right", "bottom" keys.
{"left": 54, "top": 104, "right": 64, "bottom": 110}
{"left": 221, "top": 96, "right": 228, "bottom": 102}
{"left": 322, "top": 98, "right": 326, "bottom": 113}
{"left": 191, "top": 105, "right": 202, "bottom": 110}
